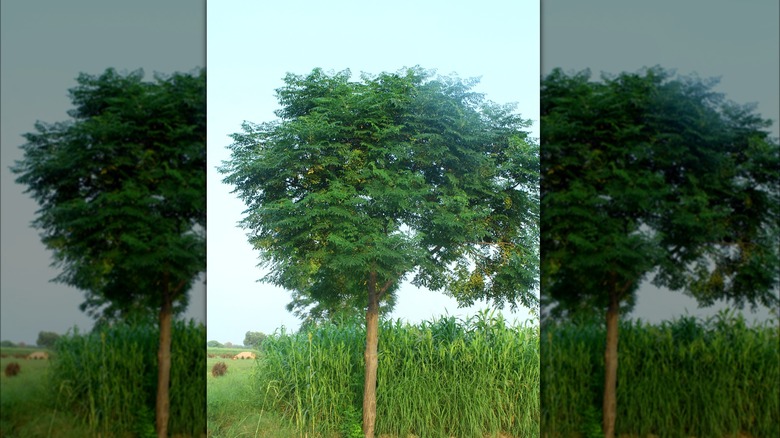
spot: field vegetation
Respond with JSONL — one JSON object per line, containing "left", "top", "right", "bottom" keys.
{"left": 1, "top": 346, "right": 47, "bottom": 359}
{"left": 1, "top": 346, "right": 94, "bottom": 437}
{"left": 1, "top": 320, "right": 206, "bottom": 437}
{"left": 208, "top": 311, "right": 540, "bottom": 438}
{"left": 208, "top": 346, "right": 260, "bottom": 359}
{"left": 207, "top": 349, "right": 300, "bottom": 437}
{"left": 541, "top": 311, "right": 779, "bottom": 438}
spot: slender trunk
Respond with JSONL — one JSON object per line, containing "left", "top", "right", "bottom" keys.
{"left": 156, "top": 287, "right": 173, "bottom": 438}
{"left": 363, "top": 271, "right": 380, "bottom": 438}
{"left": 603, "top": 289, "right": 620, "bottom": 438}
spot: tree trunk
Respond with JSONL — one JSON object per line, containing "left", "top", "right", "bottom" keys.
{"left": 363, "top": 271, "right": 380, "bottom": 438}
{"left": 603, "top": 289, "right": 620, "bottom": 438}
{"left": 156, "top": 289, "right": 173, "bottom": 438}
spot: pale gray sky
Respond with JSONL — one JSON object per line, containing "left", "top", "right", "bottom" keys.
{"left": 542, "top": 0, "right": 779, "bottom": 324}
{"left": 1, "top": 0, "right": 206, "bottom": 345}
{"left": 207, "top": 0, "right": 540, "bottom": 344}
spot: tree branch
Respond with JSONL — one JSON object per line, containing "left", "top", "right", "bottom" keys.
{"left": 377, "top": 273, "right": 401, "bottom": 299}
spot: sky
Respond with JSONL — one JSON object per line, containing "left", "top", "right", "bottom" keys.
{"left": 206, "top": 0, "right": 541, "bottom": 344}
{"left": 542, "top": 0, "right": 780, "bottom": 324}
{"left": 0, "top": 1, "right": 207, "bottom": 345}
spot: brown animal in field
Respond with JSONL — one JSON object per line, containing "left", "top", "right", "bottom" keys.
{"left": 233, "top": 351, "right": 256, "bottom": 360}
{"left": 27, "top": 351, "right": 49, "bottom": 360}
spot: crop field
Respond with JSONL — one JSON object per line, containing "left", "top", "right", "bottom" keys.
{"left": 52, "top": 320, "right": 207, "bottom": 437}
{"left": 217, "top": 311, "right": 540, "bottom": 438}
{"left": 2, "top": 320, "right": 206, "bottom": 438}
{"left": 541, "top": 311, "right": 779, "bottom": 438}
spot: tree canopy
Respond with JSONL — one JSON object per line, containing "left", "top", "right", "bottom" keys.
{"left": 222, "top": 67, "right": 539, "bottom": 314}
{"left": 542, "top": 66, "right": 779, "bottom": 317}
{"left": 541, "top": 66, "right": 779, "bottom": 437}
{"left": 220, "top": 66, "right": 539, "bottom": 436}
{"left": 36, "top": 331, "right": 61, "bottom": 349}
{"left": 12, "top": 67, "right": 206, "bottom": 438}
{"left": 13, "top": 67, "right": 206, "bottom": 320}
{"left": 243, "top": 331, "right": 267, "bottom": 348}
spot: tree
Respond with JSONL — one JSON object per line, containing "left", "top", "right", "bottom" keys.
{"left": 541, "top": 66, "right": 780, "bottom": 437}
{"left": 220, "top": 67, "right": 538, "bottom": 437}
{"left": 207, "top": 340, "right": 223, "bottom": 348}
{"left": 12, "top": 67, "right": 206, "bottom": 438}
{"left": 36, "top": 331, "right": 60, "bottom": 349}
{"left": 243, "top": 331, "right": 267, "bottom": 348}
{"left": 286, "top": 283, "right": 398, "bottom": 330}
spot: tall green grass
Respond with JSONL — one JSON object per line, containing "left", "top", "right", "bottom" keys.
{"left": 541, "top": 311, "right": 780, "bottom": 438}
{"left": 50, "top": 319, "right": 206, "bottom": 437}
{"left": 253, "top": 310, "right": 540, "bottom": 437}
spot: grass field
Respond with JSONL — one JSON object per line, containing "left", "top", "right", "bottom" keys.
{"left": 207, "top": 347, "right": 302, "bottom": 438}
{"left": 1, "top": 348, "right": 93, "bottom": 437}
{"left": 210, "top": 313, "right": 540, "bottom": 438}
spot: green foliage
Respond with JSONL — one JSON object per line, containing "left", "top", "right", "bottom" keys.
{"left": 207, "top": 340, "right": 224, "bottom": 348}
{"left": 0, "top": 341, "right": 16, "bottom": 348}
{"left": 541, "top": 312, "right": 780, "bottom": 437}
{"left": 582, "top": 404, "right": 603, "bottom": 438}
{"left": 11, "top": 67, "right": 207, "bottom": 321}
{"left": 49, "top": 320, "right": 206, "bottom": 437}
{"left": 541, "top": 65, "right": 780, "bottom": 316}
{"left": 36, "top": 331, "right": 60, "bottom": 349}
{"left": 11, "top": 67, "right": 206, "bottom": 437}
{"left": 340, "top": 404, "right": 364, "bottom": 438}
{"left": 253, "top": 313, "right": 539, "bottom": 437}
{"left": 220, "top": 66, "right": 539, "bottom": 319}
{"left": 243, "top": 331, "right": 267, "bottom": 348}
{"left": 541, "top": 66, "right": 779, "bottom": 435}
{"left": 286, "top": 287, "right": 398, "bottom": 329}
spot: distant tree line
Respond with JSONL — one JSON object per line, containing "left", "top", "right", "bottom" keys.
{"left": 206, "top": 331, "right": 267, "bottom": 349}
{"left": 0, "top": 331, "right": 61, "bottom": 348}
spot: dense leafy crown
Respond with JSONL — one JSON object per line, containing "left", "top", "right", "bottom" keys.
{"left": 12, "top": 68, "right": 206, "bottom": 320}
{"left": 541, "top": 67, "right": 779, "bottom": 318}
{"left": 220, "top": 67, "right": 539, "bottom": 316}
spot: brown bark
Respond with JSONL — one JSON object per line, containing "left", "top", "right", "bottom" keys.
{"left": 156, "top": 288, "right": 173, "bottom": 438}
{"left": 603, "top": 289, "right": 620, "bottom": 438}
{"left": 363, "top": 270, "right": 380, "bottom": 438}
